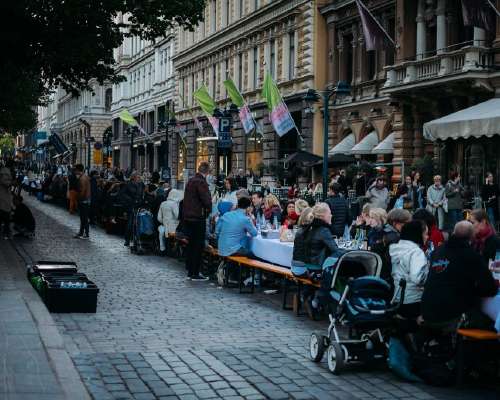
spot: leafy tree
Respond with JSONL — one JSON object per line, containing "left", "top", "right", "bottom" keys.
{"left": 0, "top": 134, "right": 15, "bottom": 156}
{"left": 0, "top": 0, "right": 206, "bottom": 132}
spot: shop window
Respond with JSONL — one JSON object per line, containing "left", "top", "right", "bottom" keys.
{"left": 177, "top": 141, "right": 187, "bottom": 181}
{"left": 196, "top": 140, "right": 210, "bottom": 168}
{"left": 246, "top": 134, "right": 263, "bottom": 174}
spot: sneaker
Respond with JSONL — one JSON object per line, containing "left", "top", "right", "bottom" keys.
{"left": 80, "top": 235, "right": 89, "bottom": 240}
{"left": 185, "top": 276, "right": 192, "bottom": 281}
{"left": 74, "top": 234, "right": 83, "bottom": 239}
{"left": 190, "top": 274, "right": 209, "bottom": 282}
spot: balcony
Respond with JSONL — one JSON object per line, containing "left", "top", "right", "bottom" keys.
{"left": 384, "top": 46, "right": 495, "bottom": 91}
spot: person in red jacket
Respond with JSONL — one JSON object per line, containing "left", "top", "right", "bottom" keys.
{"left": 182, "top": 162, "right": 213, "bottom": 281}
{"left": 413, "top": 208, "right": 444, "bottom": 249}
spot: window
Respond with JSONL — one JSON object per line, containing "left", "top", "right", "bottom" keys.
{"left": 270, "top": 39, "right": 276, "bottom": 79}
{"left": 190, "top": 73, "right": 195, "bottom": 105}
{"left": 254, "top": 0, "right": 259, "bottom": 11}
{"left": 225, "top": 0, "right": 230, "bottom": 26}
{"left": 239, "top": 0, "right": 244, "bottom": 17}
{"left": 196, "top": 141, "right": 210, "bottom": 169}
{"left": 211, "top": 65, "right": 216, "bottom": 97}
{"left": 148, "top": 111, "right": 155, "bottom": 134}
{"left": 253, "top": 47, "right": 258, "bottom": 88}
{"left": 237, "top": 53, "right": 243, "bottom": 90}
{"left": 177, "top": 140, "right": 187, "bottom": 181}
{"left": 288, "top": 31, "right": 295, "bottom": 79}
{"left": 112, "top": 118, "right": 120, "bottom": 139}
{"left": 385, "top": 17, "right": 395, "bottom": 66}
{"left": 105, "top": 89, "right": 112, "bottom": 112}
{"left": 344, "top": 34, "right": 353, "bottom": 84}
{"left": 211, "top": 0, "right": 217, "bottom": 33}
{"left": 367, "top": 51, "right": 376, "bottom": 81}
{"left": 246, "top": 134, "right": 263, "bottom": 173}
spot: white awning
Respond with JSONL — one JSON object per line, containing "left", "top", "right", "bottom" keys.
{"left": 423, "top": 98, "right": 500, "bottom": 142}
{"left": 372, "top": 132, "right": 394, "bottom": 154}
{"left": 350, "top": 131, "right": 379, "bottom": 155}
{"left": 329, "top": 133, "right": 355, "bottom": 155}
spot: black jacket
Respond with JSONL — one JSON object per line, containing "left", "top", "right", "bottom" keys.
{"left": 182, "top": 173, "right": 212, "bottom": 221}
{"left": 325, "top": 194, "right": 350, "bottom": 237}
{"left": 293, "top": 219, "right": 346, "bottom": 267}
{"left": 481, "top": 183, "right": 499, "bottom": 211}
{"left": 370, "top": 224, "right": 400, "bottom": 283}
{"left": 119, "top": 181, "right": 144, "bottom": 209}
{"left": 422, "top": 236, "right": 497, "bottom": 323}
{"left": 479, "top": 234, "right": 500, "bottom": 265}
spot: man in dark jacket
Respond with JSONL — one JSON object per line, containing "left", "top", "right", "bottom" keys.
{"left": 325, "top": 183, "right": 350, "bottom": 237}
{"left": 121, "top": 173, "right": 145, "bottom": 246}
{"left": 183, "top": 162, "right": 212, "bottom": 281}
{"left": 422, "top": 221, "right": 497, "bottom": 327}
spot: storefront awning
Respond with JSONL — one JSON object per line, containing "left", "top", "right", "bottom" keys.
{"left": 350, "top": 131, "right": 379, "bottom": 155}
{"left": 372, "top": 132, "right": 394, "bottom": 154}
{"left": 329, "top": 133, "right": 355, "bottom": 155}
{"left": 423, "top": 98, "right": 500, "bottom": 142}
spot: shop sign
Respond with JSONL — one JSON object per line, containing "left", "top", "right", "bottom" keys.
{"left": 218, "top": 117, "right": 232, "bottom": 149}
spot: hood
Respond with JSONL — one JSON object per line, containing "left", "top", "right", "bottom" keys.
{"left": 389, "top": 239, "right": 421, "bottom": 260}
{"left": 167, "top": 189, "right": 183, "bottom": 202}
{"left": 217, "top": 201, "right": 233, "bottom": 216}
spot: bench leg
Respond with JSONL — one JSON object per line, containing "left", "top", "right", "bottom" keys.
{"left": 282, "top": 279, "right": 293, "bottom": 310}
{"left": 296, "top": 283, "right": 302, "bottom": 316}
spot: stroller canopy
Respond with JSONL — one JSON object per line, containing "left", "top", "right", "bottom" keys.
{"left": 330, "top": 251, "right": 382, "bottom": 290}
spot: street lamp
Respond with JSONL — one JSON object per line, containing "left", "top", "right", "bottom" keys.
{"left": 125, "top": 126, "right": 139, "bottom": 172}
{"left": 79, "top": 118, "right": 94, "bottom": 172}
{"left": 303, "top": 81, "right": 351, "bottom": 200}
{"left": 158, "top": 116, "right": 177, "bottom": 182}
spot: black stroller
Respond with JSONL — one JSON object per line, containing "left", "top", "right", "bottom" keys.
{"left": 309, "top": 250, "right": 406, "bottom": 374}
{"left": 130, "top": 207, "right": 157, "bottom": 255}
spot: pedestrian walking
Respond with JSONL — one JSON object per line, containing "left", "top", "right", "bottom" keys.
{"left": 120, "top": 172, "right": 144, "bottom": 246}
{"left": 481, "top": 172, "right": 499, "bottom": 228}
{"left": 73, "top": 164, "right": 91, "bottom": 239}
{"left": 182, "top": 162, "right": 212, "bottom": 281}
{"left": 445, "top": 171, "right": 464, "bottom": 230}
{"left": 426, "top": 175, "right": 446, "bottom": 230}
{"left": 0, "top": 167, "right": 13, "bottom": 239}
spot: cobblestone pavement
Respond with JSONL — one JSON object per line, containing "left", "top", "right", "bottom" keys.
{"left": 12, "top": 196, "right": 496, "bottom": 400}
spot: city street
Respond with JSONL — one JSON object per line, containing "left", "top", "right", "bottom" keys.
{"left": 1, "top": 196, "right": 494, "bottom": 400}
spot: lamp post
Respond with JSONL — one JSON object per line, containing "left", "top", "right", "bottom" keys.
{"left": 158, "top": 116, "right": 177, "bottom": 181}
{"left": 79, "top": 118, "right": 93, "bottom": 172}
{"left": 303, "top": 81, "right": 351, "bottom": 200}
{"left": 125, "top": 126, "right": 139, "bottom": 172}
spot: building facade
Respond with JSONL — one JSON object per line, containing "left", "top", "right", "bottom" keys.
{"left": 172, "top": 0, "right": 329, "bottom": 186}
{"left": 109, "top": 13, "right": 176, "bottom": 176}
{"left": 322, "top": 0, "right": 500, "bottom": 189}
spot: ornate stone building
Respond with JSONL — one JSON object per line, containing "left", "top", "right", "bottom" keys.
{"left": 172, "top": 0, "right": 329, "bottom": 186}
{"left": 322, "top": 0, "right": 500, "bottom": 188}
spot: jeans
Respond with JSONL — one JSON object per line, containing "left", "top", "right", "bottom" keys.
{"left": 185, "top": 219, "right": 206, "bottom": 277}
{"left": 487, "top": 207, "right": 496, "bottom": 227}
{"left": 158, "top": 225, "right": 166, "bottom": 251}
{"left": 447, "top": 209, "right": 462, "bottom": 231}
{"left": 78, "top": 201, "right": 90, "bottom": 236}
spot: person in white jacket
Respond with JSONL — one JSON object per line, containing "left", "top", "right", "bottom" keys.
{"left": 389, "top": 220, "right": 429, "bottom": 320}
{"left": 157, "top": 189, "right": 183, "bottom": 253}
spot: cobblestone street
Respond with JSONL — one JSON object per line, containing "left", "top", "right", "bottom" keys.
{"left": 10, "top": 197, "right": 495, "bottom": 400}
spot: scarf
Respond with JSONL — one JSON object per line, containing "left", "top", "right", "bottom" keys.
{"left": 473, "top": 224, "right": 495, "bottom": 253}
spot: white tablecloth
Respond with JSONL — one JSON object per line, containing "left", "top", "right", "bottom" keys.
{"left": 250, "top": 235, "right": 294, "bottom": 268}
{"left": 481, "top": 292, "right": 500, "bottom": 332}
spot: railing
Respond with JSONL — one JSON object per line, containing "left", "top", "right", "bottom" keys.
{"left": 384, "top": 45, "right": 495, "bottom": 89}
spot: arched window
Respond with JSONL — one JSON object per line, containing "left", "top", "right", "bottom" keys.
{"left": 105, "top": 88, "right": 112, "bottom": 112}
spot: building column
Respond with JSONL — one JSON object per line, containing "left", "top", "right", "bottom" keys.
{"left": 436, "top": 0, "right": 447, "bottom": 54}
{"left": 336, "top": 32, "right": 344, "bottom": 82}
{"left": 474, "top": 27, "right": 486, "bottom": 47}
{"left": 391, "top": 104, "right": 414, "bottom": 183}
{"left": 412, "top": 106, "right": 424, "bottom": 158}
{"left": 416, "top": 0, "right": 426, "bottom": 60}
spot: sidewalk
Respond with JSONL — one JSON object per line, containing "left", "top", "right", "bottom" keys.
{"left": 0, "top": 239, "right": 90, "bottom": 400}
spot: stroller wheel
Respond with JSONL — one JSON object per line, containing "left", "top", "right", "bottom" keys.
{"left": 309, "top": 332, "right": 327, "bottom": 362}
{"left": 327, "top": 342, "right": 345, "bottom": 374}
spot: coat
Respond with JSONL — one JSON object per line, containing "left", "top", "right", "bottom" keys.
{"left": 157, "top": 189, "right": 184, "bottom": 235}
{"left": 0, "top": 167, "right": 13, "bottom": 213}
{"left": 426, "top": 184, "right": 446, "bottom": 208}
{"left": 445, "top": 180, "right": 464, "bottom": 210}
{"left": 366, "top": 185, "right": 389, "bottom": 209}
{"left": 182, "top": 173, "right": 212, "bottom": 221}
{"left": 119, "top": 181, "right": 144, "bottom": 209}
{"left": 292, "top": 219, "right": 346, "bottom": 267}
{"left": 325, "top": 194, "right": 350, "bottom": 237}
{"left": 389, "top": 239, "right": 428, "bottom": 304}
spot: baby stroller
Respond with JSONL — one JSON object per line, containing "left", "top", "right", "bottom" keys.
{"left": 309, "top": 250, "right": 406, "bottom": 374}
{"left": 130, "top": 207, "right": 157, "bottom": 255}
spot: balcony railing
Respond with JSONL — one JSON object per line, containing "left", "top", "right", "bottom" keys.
{"left": 384, "top": 46, "right": 495, "bottom": 89}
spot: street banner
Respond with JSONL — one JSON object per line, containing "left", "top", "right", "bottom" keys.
{"left": 261, "top": 73, "right": 296, "bottom": 137}
{"left": 461, "top": 0, "right": 494, "bottom": 31}
{"left": 355, "top": 0, "right": 395, "bottom": 51}
{"left": 193, "top": 85, "right": 219, "bottom": 136}
{"left": 223, "top": 79, "right": 256, "bottom": 134}
{"left": 118, "top": 109, "right": 148, "bottom": 136}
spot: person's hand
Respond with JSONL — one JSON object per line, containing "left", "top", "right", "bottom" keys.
{"left": 355, "top": 215, "right": 364, "bottom": 225}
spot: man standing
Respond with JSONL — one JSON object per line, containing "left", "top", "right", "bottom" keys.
{"left": 73, "top": 164, "right": 91, "bottom": 239}
{"left": 120, "top": 172, "right": 144, "bottom": 246}
{"left": 366, "top": 176, "right": 389, "bottom": 210}
{"left": 183, "top": 162, "right": 212, "bottom": 281}
{"left": 67, "top": 167, "right": 79, "bottom": 214}
{"left": 325, "top": 183, "right": 350, "bottom": 237}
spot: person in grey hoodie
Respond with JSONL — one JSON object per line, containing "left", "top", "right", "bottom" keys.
{"left": 366, "top": 176, "right": 389, "bottom": 210}
{"left": 389, "top": 220, "right": 429, "bottom": 320}
{"left": 157, "top": 189, "right": 184, "bottom": 253}
{"left": 426, "top": 175, "right": 446, "bottom": 230}
{"left": 445, "top": 171, "right": 464, "bottom": 230}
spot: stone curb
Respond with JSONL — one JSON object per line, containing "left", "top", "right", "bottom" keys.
{"left": 9, "top": 241, "right": 91, "bottom": 400}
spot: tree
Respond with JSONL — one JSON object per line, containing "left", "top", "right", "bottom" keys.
{"left": 0, "top": 0, "right": 206, "bottom": 132}
{"left": 0, "top": 134, "right": 15, "bottom": 157}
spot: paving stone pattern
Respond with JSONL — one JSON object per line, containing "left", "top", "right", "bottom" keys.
{"left": 14, "top": 197, "right": 495, "bottom": 400}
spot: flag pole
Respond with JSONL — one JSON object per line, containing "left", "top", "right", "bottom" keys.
{"left": 486, "top": 0, "right": 500, "bottom": 17}
{"left": 357, "top": 0, "right": 396, "bottom": 47}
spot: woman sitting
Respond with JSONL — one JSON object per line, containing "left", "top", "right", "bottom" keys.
{"left": 470, "top": 208, "right": 500, "bottom": 264}
{"left": 389, "top": 220, "right": 429, "bottom": 320}
{"left": 366, "top": 207, "right": 388, "bottom": 249}
{"left": 263, "top": 194, "right": 282, "bottom": 224}
{"left": 282, "top": 201, "right": 299, "bottom": 228}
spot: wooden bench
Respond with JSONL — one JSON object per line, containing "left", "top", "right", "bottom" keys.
{"left": 456, "top": 328, "right": 500, "bottom": 385}
{"left": 227, "top": 255, "right": 320, "bottom": 315}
